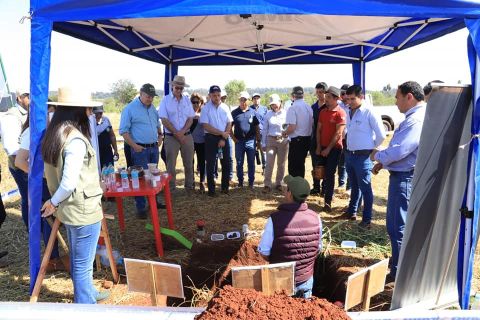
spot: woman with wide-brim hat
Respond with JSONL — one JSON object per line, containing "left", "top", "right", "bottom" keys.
{"left": 41, "top": 87, "right": 109, "bottom": 303}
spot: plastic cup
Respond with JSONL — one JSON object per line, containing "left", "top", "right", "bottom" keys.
{"left": 147, "top": 163, "right": 157, "bottom": 172}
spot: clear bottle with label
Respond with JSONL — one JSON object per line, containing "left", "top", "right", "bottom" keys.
{"left": 107, "top": 163, "right": 115, "bottom": 189}
{"left": 120, "top": 169, "right": 129, "bottom": 189}
{"left": 131, "top": 169, "right": 140, "bottom": 189}
{"left": 218, "top": 147, "right": 223, "bottom": 159}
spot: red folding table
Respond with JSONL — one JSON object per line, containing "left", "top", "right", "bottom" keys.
{"left": 104, "top": 174, "right": 174, "bottom": 257}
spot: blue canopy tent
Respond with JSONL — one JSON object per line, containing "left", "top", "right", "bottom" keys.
{"left": 29, "top": 0, "right": 480, "bottom": 310}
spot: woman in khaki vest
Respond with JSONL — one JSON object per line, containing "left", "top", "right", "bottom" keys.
{"left": 40, "top": 88, "right": 108, "bottom": 304}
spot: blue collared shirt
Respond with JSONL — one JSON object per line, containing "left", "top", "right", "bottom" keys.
{"left": 374, "top": 104, "right": 425, "bottom": 171}
{"left": 346, "top": 104, "right": 386, "bottom": 150}
{"left": 251, "top": 104, "right": 268, "bottom": 131}
{"left": 119, "top": 97, "right": 160, "bottom": 144}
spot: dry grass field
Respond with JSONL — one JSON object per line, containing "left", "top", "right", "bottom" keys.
{"left": 0, "top": 112, "right": 478, "bottom": 307}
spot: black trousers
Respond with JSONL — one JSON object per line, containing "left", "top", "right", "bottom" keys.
{"left": 288, "top": 136, "right": 311, "bottom": 178}
{"left": 194, "top": 142, "right": 206, "bottom": 183}
{"left": 205, "top": 134, "right": 231, "bottom": 194}
{"left": 0, "top": 166, "right": 6, "bottom": 228}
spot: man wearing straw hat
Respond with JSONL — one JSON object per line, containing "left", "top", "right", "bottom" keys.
{"left": 119, "top": 83, "right": 164, "bottom": 218}
{"left": 158, "top": 75, "right": 195, "bottom": 191}
{"left": 315, "top": 86, "right": 346, "bottom": 213}
{"left": 258, "top": 175, "right": 321, "bottom": 298}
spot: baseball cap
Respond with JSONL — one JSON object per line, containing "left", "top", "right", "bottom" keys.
{"left": 221, "top": 89, "right": 227, "bottom": 97}
{"left": 252, "top": 92, "right": 261, "bottom": 98}
{"left": 239, "top": 91, "right": 250, "bottom": 99}
{"left": 209, "top": 85, "right": 221, "bottom": 94}
{"left": 291, "top": 86, "right": 304, "bottom": 97}
{"left": 283, "top": 175, "right": 310, "bottom": 202}
{"left": 16, "top": 87, "right": 29, "bottom": 97}
{"left": 315, "top": 82, "right": 328, "bottom": 90}
{"left": 340, "top": 84, "right": 350, "bottom": 93}
{"left": 269, "top": 94, "right": 281, "bottom": 106}
{"left": 326, "top": 86, "right": 341, "bottom": 98}
{"left": 140, "top": 83, "right": 157, "bottom": 97}
{"left": 93, "top": 106, "right": 104, "bottom": 114}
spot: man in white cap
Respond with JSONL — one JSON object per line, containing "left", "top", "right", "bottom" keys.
{"left": 0, "top": 87, "right": 29, "bottom": 228}
{"left": 231, "top": 91, "right": 260, "bottom": 189}
{"left": 251, "top": 93, "right": 268, "bottom": 174}
{"left": 158, "top": 75, "right": 195, "bottom": 192}
{"left": 119, "top": 83, "right": 164, "bottom": 218}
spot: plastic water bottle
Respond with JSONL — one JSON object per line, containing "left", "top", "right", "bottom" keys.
{"left": 471, "top": 292, "right": 480, "bottom": 309}
{"left": 131, "top": 169, "right": 140, "bottom": 189}
{"left": 218, "top": 147, "right": 223, "bottom": 159}
{"left": 107, "top": 163, "right": 115, "bottom": 188}
{"left": 120, "top": 169, "right": 129, "bottom": 189}
{"left": 101, "top": 165, "right": 108, "bottom": 184}
{"left": 96, "top": 245, "right": 124, "bottom": 266}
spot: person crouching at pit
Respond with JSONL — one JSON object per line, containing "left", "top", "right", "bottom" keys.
{"left": 258, "top": 175, "right": 322, "bottom": 298}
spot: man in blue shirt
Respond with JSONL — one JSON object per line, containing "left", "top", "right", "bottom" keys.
{"left": 251, "top": 93, "right": 268, "bottom": 174}
{"left": 231, "top": 91, "right": 260, "bottom": 188}
{"left": 372, "top": 81, "right": 425, "bottom": 283}
{"left": 119, "top": 83, "right": 163, "bottom": 218}
{"left": 341, "top": 85, "right": 386, "bottom": 228}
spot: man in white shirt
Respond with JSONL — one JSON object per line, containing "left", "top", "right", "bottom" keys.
{"left": 0, "top": 88, "right": 29, "bottom": 228}
{"left": 200, "top": 85, "right": 233, "bottom": 197}
{"left": 283, "top": 86, "right": 313, "bottom": 178}
{"left": 341, "top": 85, "right": 386, "bottom": 229}
{"left": 158, "top": 76, "right": 195, "bottom": 191}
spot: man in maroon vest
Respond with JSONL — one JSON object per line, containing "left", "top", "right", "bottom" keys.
{"left": 258, "top": 175, "right": 322, "bottom": 298}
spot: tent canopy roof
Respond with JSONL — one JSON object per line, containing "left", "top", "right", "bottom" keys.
{"left": 31, "top": 1, "right": 476, "bottom": 66}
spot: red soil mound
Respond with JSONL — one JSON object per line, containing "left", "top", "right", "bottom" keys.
{"left": 195, "top": 286, "right": 351, "bottom": 320}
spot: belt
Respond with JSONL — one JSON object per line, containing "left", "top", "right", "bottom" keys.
{"left": 165, "top": 131, "right": 191, "bottom": 137}
{"left": 347, "top": 149, "right": 372, "bottom": 155}
{"left": 269, "top": 135, "right": 283, "bottom": 140}
{"left": 389, "top": 169, "right": 414, "bottom": 175}
{"left": 136, "top": 142, "right": 158, "bottom": 148}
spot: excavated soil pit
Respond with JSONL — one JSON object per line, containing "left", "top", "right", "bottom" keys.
{"left": 195, "top": 285, "right": 352, "bottom": 320}
{"left": 168, "top": 241, "right": 391, "bottom": 311}
{"left": 313, "top": 250, "right": 392, "bottom": 311}
{"left": 169, "top": 238, "right": 267, "bottom": 306}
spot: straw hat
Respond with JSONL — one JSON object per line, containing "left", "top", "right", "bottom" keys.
{"left": 169, "top": 75, "right": 190, "bottom": 88}
{"left": 48, "top": 87, "right": 102, "bottom": 107}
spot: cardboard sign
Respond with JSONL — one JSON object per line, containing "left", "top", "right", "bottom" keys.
{"left": 231, "top": 262, "right": 295, "bottom": 295}
{"left": 344, "top": 258, "right": 389, "bottom": 311}
{"left": 124, "top": 258, "right": 184, "bottom": 305}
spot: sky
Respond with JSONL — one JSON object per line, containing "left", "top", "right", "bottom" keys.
{"left": 0, "top": 0, "right": 472, "bottom": 93}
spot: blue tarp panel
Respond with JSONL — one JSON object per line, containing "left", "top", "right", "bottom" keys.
{"left": 29, "top": 0, "right": 480, "bottom": 309}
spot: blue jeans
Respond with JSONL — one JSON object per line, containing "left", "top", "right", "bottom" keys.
{"left": 337, "top": 148, "right": 348, "bottom": 187}
{"left": 295, "top": 276, "right": 314, "bottom": 299}
{"left": 320, "top": 148, "right": 341, "bottom": 205}
{"left": 235, "top": 138, "right": 256, "bottom": 186}
{"left": 131, "top": 146, "right": 159, "bottom": 211}
{"left": 65, "top": 221, "right": 101, "bottom": 304}
{"left": 386, "top": 170, "right": 413, "bottom": 278}
{"left": 345, "top": 152, "right": 373, "bottom": 222}
{"left": 9, "top": 166, "right": 28, "bottom": 227}
{"left": 9, "top": 167, "right": 59, "bottom": 258}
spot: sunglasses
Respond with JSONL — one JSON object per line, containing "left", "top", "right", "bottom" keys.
{"left": 192, "top": 100, "right": 201, "bottom": 104}
{"left": 341, "top": 92, "right": 346, "bottom": 95}
{"left": 174, "top": 86, "right": 184, "bottom": 91}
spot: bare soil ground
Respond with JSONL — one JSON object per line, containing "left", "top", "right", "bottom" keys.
{"left": 0, "top": 112, "right": 478, "bottom": 309}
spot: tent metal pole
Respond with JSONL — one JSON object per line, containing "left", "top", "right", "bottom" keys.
{"left": 96, "top": 24, "right": 130, "bottom": 51}
{"left": 173, "top": 53, "right": 215, "bottom": 63}
{"left": 132, "top": 30, "right": 169, "bottom": 62}
{"left": 398, "top": 22, "right": 428, "bottom": 49}
{"left": 217, "top": 53, "right": 262, "bottom": 63}
{"left": 364, "top": 28, "right": 396, "bottom": 60}
{"left": 267, "top": 52, "right": 311, "bottom": 63}
{"left": 314, "top": 51, "right": 359, "bottom": 61}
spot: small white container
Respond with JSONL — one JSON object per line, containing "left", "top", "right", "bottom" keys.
{"left": 341, "top": 240, "right": 357, "bottom": 249}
